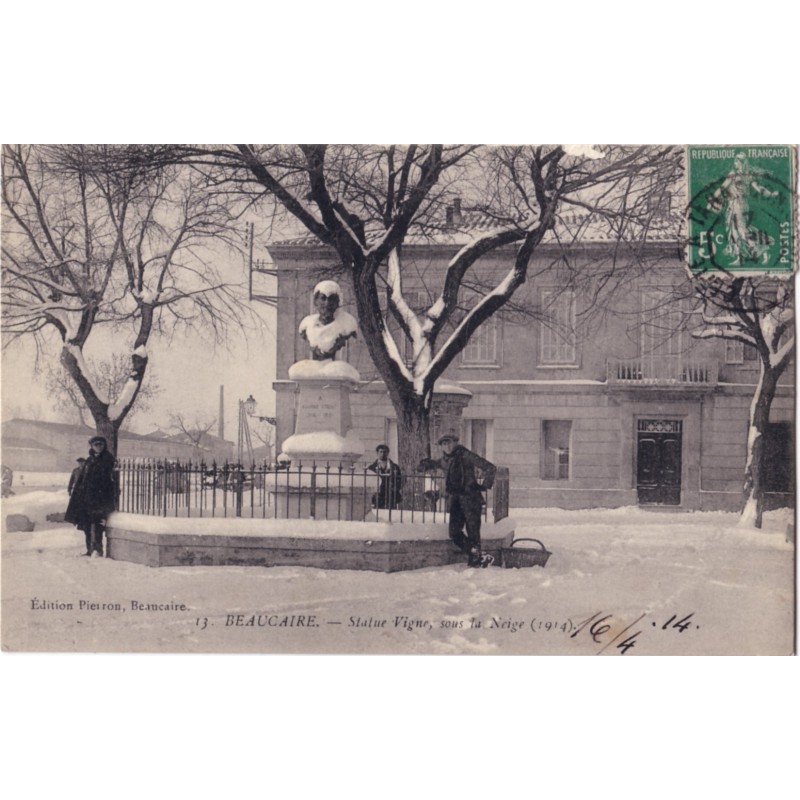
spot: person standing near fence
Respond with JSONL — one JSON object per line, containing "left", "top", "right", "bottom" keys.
{"left": 65, "top": 436, "right": 116, "bottom": 558}
{"left": 418, "top": 433, "right": 496, "bottom": 568}
{"left": 1, "top": 464, "right": 13, "bottom": 498}
{"left": 68, "top": 458, "right": 86, "bottom": 495}
{"left": 367, "top": 444, "right": 402, "bottom": 510}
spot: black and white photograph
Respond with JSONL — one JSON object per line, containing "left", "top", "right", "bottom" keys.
{"left": 2, "top": 143, "right": 795, "bottom": 656}
{"left": 2, "top": 7, "right": 799, "bottom": 799}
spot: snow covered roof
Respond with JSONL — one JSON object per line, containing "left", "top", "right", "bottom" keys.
{"left": 268, "top": 206, "right": 683, "bottom": 249}
{"left": 1, "top": 436, "right": 58, "bottom": 452}
{"left": 1, "top": 418, "right": 193, "bottom": 444}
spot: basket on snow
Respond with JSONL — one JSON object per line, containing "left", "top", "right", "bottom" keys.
{"left": 500, "top": 537, "right": 551, "bottom": 569}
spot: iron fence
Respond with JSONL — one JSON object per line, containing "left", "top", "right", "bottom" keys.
{"left": 115, "top": 459, "right": 510, "bottom": 524}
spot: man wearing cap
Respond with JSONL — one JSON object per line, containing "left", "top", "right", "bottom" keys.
{"left": 418, "top": 433, "right": 497, "bottom": 568}
{"left": 367, "top": 444, "right": 402, "bottom": 510}
{"left": 65, "top": 436, "right": 116, "bottom": 558}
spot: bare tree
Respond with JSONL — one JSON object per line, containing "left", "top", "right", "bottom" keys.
{"left": 692, "top": 273, "right": 795, "bottom": 527}
{"left": 250, "top": 419, "right": 275, "bottom": 464}
{"left": 169, "top": 413, "right": 217, "bottom": 460}
{"left": 2, "top": 144, "right": 259, "bottom": 455}
{"left": 186, "top": 144, "right": 681, "bottom": 470}
{"left": 45, "top": 354, "right": 161, "bottom": 427}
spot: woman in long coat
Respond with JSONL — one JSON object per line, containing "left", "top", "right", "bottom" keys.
{"left": 65, "top": 436, "right": 116, "bottom": 557}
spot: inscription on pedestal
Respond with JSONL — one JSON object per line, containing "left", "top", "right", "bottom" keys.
{"left": 294, "top": 382, "right": 352, "bottom": 437}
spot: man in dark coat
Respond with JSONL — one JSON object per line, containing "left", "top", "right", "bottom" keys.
{"left": 367, "top": 444, "right": 402, "bottom": 510}
{"left": 65, "top": 436, "right": 116, "bottom": 558}
{"left": 68, "top": 458, "right": 86, "bottom": 495}
{"left": 419, "top": 433, "right": 497, "bottom": 568}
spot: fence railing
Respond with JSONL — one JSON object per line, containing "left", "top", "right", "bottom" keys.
{"left": 607, "top": 358, "right": 718, "bottom": 385}
{"left": 115, "top": 460, "right": 510, "bottom": 525}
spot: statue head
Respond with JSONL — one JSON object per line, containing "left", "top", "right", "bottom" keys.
{"left": 299, "top": 279, "right": 357, "bottom": 361}
{"left": 313, "top": 280, "right": 342, "bottom": 325}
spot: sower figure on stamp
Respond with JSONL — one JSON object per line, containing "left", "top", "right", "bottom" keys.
{"left": 65, "top": 436, "right": 116, "bottom": 558}
{"left": 418, "top": 433, "right": 496, "bottom": 568}
{"left": 367, "top": 444, "right": 402, "bottom": 510}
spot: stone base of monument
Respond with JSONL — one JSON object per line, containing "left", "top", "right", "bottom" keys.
{"left": 265, "top": 471, "right": 372, "bottom": 521}
{"left": 268, "top": 486, "right": 372, "bottom": 521}
{"left": 105, "top": 512, "right": 515, "bottom": 573}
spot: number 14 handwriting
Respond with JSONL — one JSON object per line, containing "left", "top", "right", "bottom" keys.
{"left": 569, "top": 611, "right": 699, "bottom": 655}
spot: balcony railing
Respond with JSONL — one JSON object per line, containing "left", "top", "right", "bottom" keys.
{"left": 115, "top": 460, "right": 510, "bottom": 524}
{"left": 607, "top": 358, "right": 718, "bottom": 385}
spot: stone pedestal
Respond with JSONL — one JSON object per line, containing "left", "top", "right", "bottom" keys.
{"left": 269, "top": 483, "right": 372, "bottom": 521}
{"left": 281, "top": 360, "right": 364, "bottom": 465}
{"left": 431, "top": 380, "right": 472, "bottom": 442}
{"left": 278, "top": 359, "right": 366, "bottom": 517}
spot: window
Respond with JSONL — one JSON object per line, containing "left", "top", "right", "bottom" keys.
{"left": 462, "top": 317, "right": 500, "bottom": 365}
{"left": 726, "top": 340, "right": 759, "bottom": 364}
{"left": 640, "top": 287, "right": 687, "bottom": 380}
{"left": 539, "top": 290, "right": 576, "bottom": 365}
{"left": 646, "top": 188, "right": 672, "bottom": 220}
{"left": 462, "top": 419, "right": 493, "bottom": 460}
{"left": 385, "top": 419, "right": 399, "bottom": 457}
{"left": 726, "top": 340, "right": 744, "bottom": 364}
{"left": 541, "top": 420, "right": 572, "bottom": 480}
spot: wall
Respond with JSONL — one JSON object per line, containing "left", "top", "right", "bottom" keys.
{"left": 269, "top": 243, "right": 794, "bottom": 511}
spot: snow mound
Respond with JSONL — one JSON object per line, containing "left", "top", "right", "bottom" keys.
{"left": 288, "top": 359, "right": 360, "bottom": 382}
{"left": 298, "top": 309, "right": 358, "bottom": 356}
{"left": 281, "top": 429, "right": 365, "bottom": 459}
{"left": 433, "top": 380, "right": 472, "bottom": 396}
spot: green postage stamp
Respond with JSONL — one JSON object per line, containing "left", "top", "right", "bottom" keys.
{"left": 687, "top": 145, "right": 796, "bottom": 274}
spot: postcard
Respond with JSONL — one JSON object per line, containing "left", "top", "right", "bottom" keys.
{"left": 1, "top": 144, "right": 795, "bottom": 655}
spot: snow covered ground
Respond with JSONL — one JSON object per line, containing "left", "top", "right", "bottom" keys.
{"left": 1, "top": 488, "right": 795, "bottom": 655}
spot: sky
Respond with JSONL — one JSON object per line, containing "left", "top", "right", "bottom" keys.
{"left": 1, "top": 292, "right": 278, "bottom": 440}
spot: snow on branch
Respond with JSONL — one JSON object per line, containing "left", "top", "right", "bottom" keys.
{"left": 420, "top": 265, "right": 518, "bottom": 393}
{"left": 386, "top": 249, "right": 423, "bottom": 339}
{"left": 332, "top": 207, "right": 368, "bottom": 255}
{"left": 694, "top": 327, "right": 757, "bottom": 345}
{"left": 64, "top": 344, "right": 110, "bottom": 405}
{"left": 381, "top": 327, "right": 412, "bottom": 383}
{"left": 108, "top": 376, "right": 140, "bottom": 422}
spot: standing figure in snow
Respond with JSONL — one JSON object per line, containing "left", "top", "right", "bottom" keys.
{"left": 367, "top": 444, "right": 402, "bottom": 510}
{"left": 418, "top": 433, "right": 497, "bottom": 568}
{"left": 65, "top": 436, "right": 116, "bottom": 558}
{"left": 299, "top": 280, "right": 358, "bottom": 361}
{"left": 1, "top": 464, "right": 13, "bottom": 498}
{"left": 68, "top": 457, "right": 86, "bottom": 495}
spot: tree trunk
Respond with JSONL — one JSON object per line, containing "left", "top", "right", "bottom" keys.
{"left": 94, "top": 417, "right": 120, "bottom": 459}
{"left": 389, "top": 389, "right": 433, "bottom": 510}
{"left": 60, "top": 346, "right": 121, "bottom": 457}
{"left": 741, "top": 363, "right": 779, "bottom": 529}
{"left": 394, "top": 396, "right": 431, "bottom": 473}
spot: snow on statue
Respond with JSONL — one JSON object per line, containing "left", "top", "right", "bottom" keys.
{"left": 281, "top": 279, "right": 365, "bottom": 467}
{"left": 299, "top": 280, "right": 358, "bottom": 361}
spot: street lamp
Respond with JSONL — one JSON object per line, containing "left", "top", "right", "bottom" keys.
{"left": 238, "top": 395, "right": 276, "bottom": 465}
{"left": 245, "top": 395, "right": 276, "bottom": 426}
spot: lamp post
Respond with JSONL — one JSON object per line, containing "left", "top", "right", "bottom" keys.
{"left": 238, "top": 395, "right": 277, "bottom": 465}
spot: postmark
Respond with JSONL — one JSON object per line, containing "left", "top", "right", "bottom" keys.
{"left": 687, "top": 145, "right": 795, "bottom": 274}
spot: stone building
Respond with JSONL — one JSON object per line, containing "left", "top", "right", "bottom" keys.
{"left": 1, "top": 419, "right": 235, "bottom": 472}
{"left": 267, "top": 210, "right": 794, "bottom": 512}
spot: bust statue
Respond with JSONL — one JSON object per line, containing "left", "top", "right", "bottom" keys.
{"left": 299, "top": 280, "right": 358, "bottom": 361}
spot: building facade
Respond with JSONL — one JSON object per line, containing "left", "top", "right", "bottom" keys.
{"left": 268, "top": 225, "right": 794, "bottom": 512}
